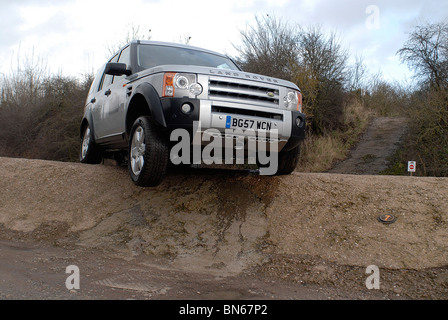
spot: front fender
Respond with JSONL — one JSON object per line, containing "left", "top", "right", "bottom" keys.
{"left": 129, "top": 82, "right": 167, "bottom": 128}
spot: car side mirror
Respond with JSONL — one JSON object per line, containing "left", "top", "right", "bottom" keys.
{"left": 104, "top": 62, "right": 132, "bottom": 76}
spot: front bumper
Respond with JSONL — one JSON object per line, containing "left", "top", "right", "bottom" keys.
{"left": 161, "top": 97, "right": 306, "bottom": 151}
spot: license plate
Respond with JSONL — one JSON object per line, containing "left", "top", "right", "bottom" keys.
{"left": 225, "top": 116, "right": 273, "bottom": 131}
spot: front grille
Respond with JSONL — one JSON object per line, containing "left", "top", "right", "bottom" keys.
{"left": 209, "top": 78, "right": 280, "bottom": 107}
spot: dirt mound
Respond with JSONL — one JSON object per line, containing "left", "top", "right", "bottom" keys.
{"left": 1, "top": 156, "right": 448, "bottom": 279}
{"left": 0, "top": 158, "right": 276, "bottom": 275}
{"left": 268, "top": 173, "right": 448, "bottom": 270}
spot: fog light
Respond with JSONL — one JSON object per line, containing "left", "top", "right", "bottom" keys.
{"left": 189, "top": 83, "right": 203, "bottom": 96}
{"left": 295, "top": 117, "right": 302, "bottom": 127}
{"left": 181, "top": 103, "right": 193, "bottom": 114}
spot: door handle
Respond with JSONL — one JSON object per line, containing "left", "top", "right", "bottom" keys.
{"left": 105, "top": 89, "right": 111, "bottom": 96}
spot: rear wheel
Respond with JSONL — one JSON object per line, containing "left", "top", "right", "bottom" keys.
{"left": 80, "top": 124, "right": 103, "bottom": 164}
{"left": 128, "top": 116, "right": 169, "bottom": 187}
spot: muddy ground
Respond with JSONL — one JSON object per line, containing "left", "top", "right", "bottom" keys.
{"left": 1, "top": 117, "right": 448, "bottom": 300}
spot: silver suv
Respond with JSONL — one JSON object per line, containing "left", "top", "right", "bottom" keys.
{"left": 80, "top": 40, "right": 306, "bottom": 186}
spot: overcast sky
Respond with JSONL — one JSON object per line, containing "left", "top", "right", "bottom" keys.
{"left": 1, "top": 0, "right": 447, "bottom": 84}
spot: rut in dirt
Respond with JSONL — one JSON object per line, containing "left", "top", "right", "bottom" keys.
{"left": 328, "top": 117, "right": 408, "bottom": 175}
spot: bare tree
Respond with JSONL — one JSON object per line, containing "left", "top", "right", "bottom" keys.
{"left": 396, "top": 21, "right": 448, "bottom": 177}
{"left": 178, "top": 34, "right": 192, "bottom": 45}
{"left": 106, "top": 23, "right": 152, "bottom": 56}
{"left": 234, "top": 15, "right": 353, "bottom": 133}
{"left": 297, "top": 26, "right": 349, "bottom": 88}
{"left": 233, "top": 14, "right": 300, "bottom": 81}
{"left": 1, "top": 47, "right": 48, "bottom": 110}
{"left": 295, "top": 26, "right": 350, "bottom": 132}
{"left": 397, "top": 22, "right": 448, "bottom": 89}
{"left": 348, "top": 54, "right": 367, "bottom": 92}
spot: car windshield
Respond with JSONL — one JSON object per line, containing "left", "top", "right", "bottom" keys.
{"left": 137, "top": 44, "right": 240, "bottom": 71}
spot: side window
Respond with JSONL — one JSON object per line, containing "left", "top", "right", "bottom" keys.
{"left": 114, "top": 46, "right": 131, "bottom": 83}
{"left": 88, "top": 64, "right": 106, "bottom": 95}
{"left": 99, "top": 53, "right": 119, "bottom": 90}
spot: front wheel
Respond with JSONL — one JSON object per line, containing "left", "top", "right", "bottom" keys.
{"left": 128, "top": 116, "right": 169, "bottom": 187}
{"left": 276, "top": 144, "right": 301, "bottom": 175}
{"left": 258, "top": 144, "right": 301, "bottom": 175}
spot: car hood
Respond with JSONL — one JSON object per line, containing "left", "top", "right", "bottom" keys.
{"left": 136, "top": 65, "right": 299, "bottom": 91}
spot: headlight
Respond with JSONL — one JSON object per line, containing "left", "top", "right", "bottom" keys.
{"left": 175, "top": 75, "right": 189, "bottom": 89}
{"left": 283, "top": 89, "right": 302, "bottom": 112}
{"left": 163, "top": 73, "right": 202, "bottom": 97}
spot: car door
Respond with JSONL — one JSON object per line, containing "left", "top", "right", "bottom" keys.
{"left": 85, "top": 63, "right": 105, "bottom": 138}
{"left": 91, "top": 53, "right": 119, "bottom": 140}
{"left": 102, "top": 45, "right": 132, "bottom": 138}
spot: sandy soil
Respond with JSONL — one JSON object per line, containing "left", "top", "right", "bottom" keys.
{"left": 1, "top": 143, "right": 448, "bottom": 299}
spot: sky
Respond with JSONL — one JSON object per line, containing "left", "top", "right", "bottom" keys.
{"left": 0, "top": 0, "right": 447, "bottom": 85}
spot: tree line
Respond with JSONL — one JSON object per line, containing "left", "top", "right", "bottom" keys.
{"left": 0, "top": 57, "right": 92, "bottom": 161}
{"left": 396, "top": 22, "right": 448, "bottom": 176}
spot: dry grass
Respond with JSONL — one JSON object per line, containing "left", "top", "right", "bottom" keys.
{"left": 297, "top": 97, "right": 373, "bottom": 173}
{"left": 297, "top": 134, "right": 348, "bottom": 173}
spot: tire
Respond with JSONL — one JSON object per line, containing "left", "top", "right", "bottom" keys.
{"left": 128, "top": 116, "right": 169, "bottom": 187}
{"left": 80, "top": 124, "right": 103, "bottom": 164}
{"left": 258, "top": 144, "right": 301, "bottom": 175}
{"left": 276, "top": 144, "right": 301, "bottom": 175}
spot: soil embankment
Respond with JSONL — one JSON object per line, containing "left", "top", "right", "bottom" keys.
{"left": 1, "top": 152, "right": 448, "bottom": 298}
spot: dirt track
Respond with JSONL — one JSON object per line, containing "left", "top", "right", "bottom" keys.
{"left": 1, "top": 150, "right": 448, "bottom": 299}
{"left": 329, "top": 117, "right": 408, "bottom": 175}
